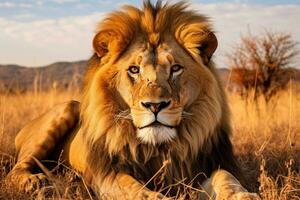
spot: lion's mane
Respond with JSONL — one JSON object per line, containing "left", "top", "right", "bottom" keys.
{"left": 80, "top": 1, "right": 240, "bottom": 194}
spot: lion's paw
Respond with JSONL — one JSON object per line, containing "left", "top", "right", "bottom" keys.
{"left": 232, "top": 192, "right": 261, "bottom": 200}
{"left": 139, "top": 190, "right": 171, "bottom": 200}
{"left": 17, "top": 173, "right": 48, "bottom": 193}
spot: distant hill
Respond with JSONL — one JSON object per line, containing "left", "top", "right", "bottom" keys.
{"left": 0, "top": 61, "right": 300, "bottom": 93}
{"left": 0, "top": 61, "right": 87, "bottom": 92}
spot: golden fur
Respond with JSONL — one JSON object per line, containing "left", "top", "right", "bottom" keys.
{"left": 82, "top": 0, "right": 236, "bottom": 194}
{"left": 7, "top": 1, "right": 260, "bottom": 199}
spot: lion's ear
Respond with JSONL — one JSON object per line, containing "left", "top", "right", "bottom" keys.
{"left": 198, "top": 32, "right": 218, "bottom": 65}
{"left": 93, "top": 30, "right": 125, "bottom": 58}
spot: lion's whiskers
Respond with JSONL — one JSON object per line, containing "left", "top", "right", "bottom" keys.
{"left": 114, "top": 109, "right": 132, "bottom": 123}
{"left": 181, "top": 111, "right": 193, "bottom": 119}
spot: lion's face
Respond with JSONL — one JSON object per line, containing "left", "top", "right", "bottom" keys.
{"left": 82, "top": 3, "right": 232, "bottom": 187}
{"left": 85, "top": 2, "right": 220, "bottom": 147}
{"left": 114, "top": 38, "right": 211, "bottom": 145}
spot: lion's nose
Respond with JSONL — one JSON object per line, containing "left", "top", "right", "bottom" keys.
{"left": 141, "top": 101, "right": 171, "bottom": 114}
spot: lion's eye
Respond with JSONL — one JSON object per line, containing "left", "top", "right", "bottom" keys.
{"left": 128, "top": 65, "right": 140, "bottom": 74}
{"left": 171, "top": 64, "right": 183, "bottom": 75}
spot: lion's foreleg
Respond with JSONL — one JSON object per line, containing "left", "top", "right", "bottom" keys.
{"left": 7, "top": 101, "right": 80, "bottom": 192}
{"left": 200, "top": 170, "right": 260, "bottom": 200}
{"left": 94, "top": 173, "right": 170, "bottom": 200}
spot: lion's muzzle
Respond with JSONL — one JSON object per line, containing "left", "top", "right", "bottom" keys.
{"left": 131, "top": 99, "right": 182, "bottom": 145}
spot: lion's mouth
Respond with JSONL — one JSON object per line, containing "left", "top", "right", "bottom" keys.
{"left": 137, "top": 121, "right": 177, "bottom": 144}
{"left": 139, "top": 121, "right": 175, "bottom": 129}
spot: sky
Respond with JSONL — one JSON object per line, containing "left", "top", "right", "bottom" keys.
{"left": 0, "top": 0, "right": 300, "bottom": 68}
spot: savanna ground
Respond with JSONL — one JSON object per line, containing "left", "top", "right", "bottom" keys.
{"left": 0, "top": 84, "right": 299, "bottom": 199}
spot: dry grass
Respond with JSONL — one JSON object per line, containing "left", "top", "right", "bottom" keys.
{"left": 0, "top": 90, "right": 93, "bottom": 199}
{"left": 0, "top": 86, "right": 299, "bottom": 199}
{"left": 229, "top": 86, "right": 300, "bottom": 199}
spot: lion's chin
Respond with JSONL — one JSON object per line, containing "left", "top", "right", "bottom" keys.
{"left": 137, "top": 126, "right": 177, "bottom": 145}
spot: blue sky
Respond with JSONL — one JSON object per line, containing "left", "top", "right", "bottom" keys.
{"left": 1, "top": 0, "right": 300, "bottom": 21}
{"left": 0, "top": 0, "right": 300, "bottom": 67}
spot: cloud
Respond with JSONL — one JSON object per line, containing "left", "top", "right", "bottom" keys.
{"left": 74, "top": 3, "right": 91, "bottom": 9}
{"left": 36, "top": 0, "right": 43, "bottom": 6}
{"left": 0, "top": 12, "right": 105, "bottom": 66}
{"left": 193, "top": 3, "right": 300, "bottom": 67}
{"left": 0, "top": 2, "right": 299, "bottom": 67}
{"left": 0, "top": 2, "right": 33, "bottom": 8}
{"left": 0, "top": 2, "right": 14, "bottom": 8}
{"left": 12, "top": 13, "right": 36, "bottom": 20}
{"left": 52, "top": 0, "right": 78, "bottom": 4}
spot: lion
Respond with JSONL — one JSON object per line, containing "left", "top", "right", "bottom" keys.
{"left": 7, "top": 1, "right": 259, "bottom": 199}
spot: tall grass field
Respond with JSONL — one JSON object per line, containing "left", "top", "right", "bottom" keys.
{"left": 0, "top": 85, "right": 299, "bottom": 199}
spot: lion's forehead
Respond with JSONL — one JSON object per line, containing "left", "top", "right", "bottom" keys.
{"left": 131, "top": 42, "right": 176, "bottom": 67}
